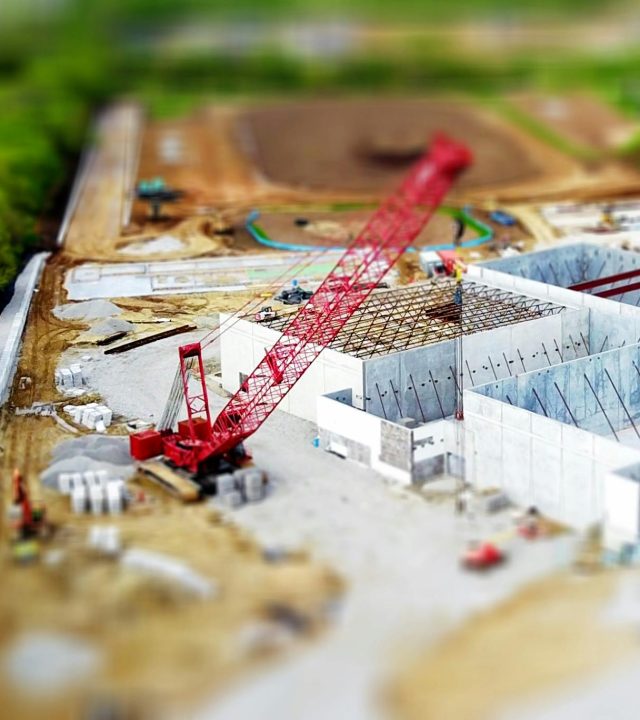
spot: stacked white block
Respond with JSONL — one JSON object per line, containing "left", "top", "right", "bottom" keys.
{"left": 63, "top": 402, "right": 113, "bottom": 431}
{"left": 59, "top": 470, "right": 127, "bottom": 515}
{"left": 56, "top": 363, "right": 85, "bottom": 389}
{"left": 88, "top": 525, "right": 122, "bottom": 556}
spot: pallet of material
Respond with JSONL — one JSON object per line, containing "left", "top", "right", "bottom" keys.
{"left": 138, "top": 459, "right": 201, "bottom": 502}
{"left": 104, "top": 324, "right": 196, "bottom": 354}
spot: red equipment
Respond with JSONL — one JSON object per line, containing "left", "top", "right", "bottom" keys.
{"left": 131, "top": 134, "right": 472, "bottom": 475}
{"left": 462, "top": 541, "right": 505, "bottom": 570}
{"left": 11, "top": 468, "right": 32, "bottom": 528}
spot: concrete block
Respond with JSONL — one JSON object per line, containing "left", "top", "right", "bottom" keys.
{"left": 220, "top": 490, "right": 243, "bottom": 509}
{"left": 83, "top": 470, "right": 97, "bottom": 486}
{"left": 96, "top": 404, "right": 112, "bottom": 426}
{"left": 58, "top": 472, "right": 72, "bottom": 494}
{"left": 88, "top": 525, "right": 121, "bottom": 555}
{"left": 81, "top": 407, "right": 100, "bottom": 430}
{"left": 71, "top": 485, "right": 87, "bottom": 514}
{"left": 89, "top": 485, "right": 104, "bottom": 515}
{"left": 106, "top": 481, "right": 125, "bottom": 514}
{"left": 70, "top": 472, "right": 83, "bottom": 489}
{"left": 69, "top": 364, "right": 83, "bottom": 387}
{"left": 245, "top": 485, "right": 265, "bottom": 503}
{"left": 59, "top": 368, "right": 73, "bottom": 387}
{"left": 239, "top": 470, "right": 264, "bottom": 493}
{"left": 216, "top": 474, "right": 236, "bottom": 495}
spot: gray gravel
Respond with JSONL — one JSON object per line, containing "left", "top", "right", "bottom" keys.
{"left": 53, "top": 300, "right": 122, "bottom": 321}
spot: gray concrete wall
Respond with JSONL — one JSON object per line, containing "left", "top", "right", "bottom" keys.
{"left": 363, "top": 309, "right": 589, "bottom": 423}
{"left": 475, "top": 343, "right": 640, "bottom": 439}
{"left": 464, "top": 390, "right": 640, "bottom": 529}
{"left": 220, "top": 317, "right": 364, "bottom": 423}
{"left": 481, "top": 243, "right": 640, "bottom": 306}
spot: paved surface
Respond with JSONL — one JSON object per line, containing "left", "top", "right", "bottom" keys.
{"left": 188, "top": 405, "right": 577, "bottom": 720}
{"left": 64, "top": 252, "right": 343, "bottom": 300}
{"left": 80, "top": 337, "right": 577, "bottom": 720}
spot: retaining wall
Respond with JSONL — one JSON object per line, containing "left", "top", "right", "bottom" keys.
{"left": 0, "top": 253, "right": 49, "bottom": 405}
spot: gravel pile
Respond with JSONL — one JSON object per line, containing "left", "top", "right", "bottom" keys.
{"left": 119, "top": 234, "right": 185, "bottom": 255}
{"left": 53, "top": 300, "right": 122, "bottom": 321}
{"left": 88, "top": 318, "right": 133, "bottom": 336}
{"left": 41, "top": 435, "right": 135, "bottom": 489}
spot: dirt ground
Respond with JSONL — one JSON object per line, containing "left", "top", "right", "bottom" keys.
{"left": 511, "top": 93, "right": 640, "bottom": 151}
{"left": 6, "top": 91, "right": 640, "bottom": 717}
{"left": 257, "top": 208, "right": 479, "bottom": 249}
{"left": 0, "top": 255, "right": 344, "bottom": 718}
{"left": 0, "top": 496, "right": 341, "bottom": 720}
{"left": 239, "top": 97, "right": 551, "bottom": 193}
{"left": 388, "top": 569, "right": 638, "bottom": 720}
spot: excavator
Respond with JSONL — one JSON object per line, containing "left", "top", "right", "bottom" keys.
{"left": 130, "top": 134, "right": 472, "bottom": 498}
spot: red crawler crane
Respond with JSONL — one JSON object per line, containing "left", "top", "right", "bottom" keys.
{"left": 131, "top": 134, "right": 472, "bottom": 476}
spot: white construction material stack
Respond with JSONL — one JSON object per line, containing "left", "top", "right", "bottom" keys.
{"left": 58, "top": 469, "right": 127, "bottom": 516}
{"left": 63, "top": 403, "right": 113, "bottom": 431}
{"left": 71, "top": 484, "right": 87, "bottom": 514}
{"left": 88, "top": 525, "right": 122, "bottom": 556}
{"left": 56, "top": 364, "right": 85, "bottom": 390}
{"left": 89, "top": 485, "right": 104, "bottom": 515}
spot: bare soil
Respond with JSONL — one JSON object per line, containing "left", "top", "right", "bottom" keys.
{"left": 388, "top": 570, "right": 637, "bottom": 720}
{"left": 239, "top": 97, "right": 548, "bottom": 193}
{"left": 512, "top": 93, "right": 640, "bottom": 151}
{"left": 0, "top": 258, "right": 342, "bottom": 719}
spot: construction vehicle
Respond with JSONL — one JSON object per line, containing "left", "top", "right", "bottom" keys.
{"left": 275, "top": 286, "right": 314, "bottom": 305}
{"left": 462, "top": 540, "right": 505, "bottom": 571}
{"left": 489, "top": 209, "right": 516, "bottom": 227}
{"left": 7, "top": 468, "right": 49, "bottom": 561}
{"left": 136, "top": 177, "right": 184, "bottom": 221}
{"left": 130, "top": 134, "right": 472, "bottom": 488}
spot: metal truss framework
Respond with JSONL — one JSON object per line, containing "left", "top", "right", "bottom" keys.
{"left": 255, "top": 278, "right": 564, "bottom": 360}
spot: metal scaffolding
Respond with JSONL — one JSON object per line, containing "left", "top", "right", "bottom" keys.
{"left": 253, "top": 278, "right": 564, "bottom": 360}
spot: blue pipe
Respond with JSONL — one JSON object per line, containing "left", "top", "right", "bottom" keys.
{"left": 245, "top": 206, "right": 493, "bottom": 254}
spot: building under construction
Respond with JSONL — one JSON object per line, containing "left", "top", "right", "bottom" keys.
{"left": 221, "top": 243, "right": 640, "bottom": 548}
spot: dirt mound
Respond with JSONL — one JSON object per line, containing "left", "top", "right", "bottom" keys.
{"left": 240, "top": 97, "right": 546, "bottom": 193}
